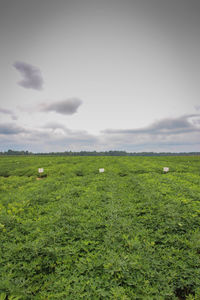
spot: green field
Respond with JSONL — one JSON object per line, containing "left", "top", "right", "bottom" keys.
{"left": 0, "top": 156, "right": 200, "bottom": 299}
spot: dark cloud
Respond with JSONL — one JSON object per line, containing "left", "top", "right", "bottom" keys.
{"left": 13, "top": 61, "right": 44, "bottom": 90}
{"left": 0, "top": 123, "right": 27, "bottom": 135}
{"left": 41, "top": 98, "right": 82, "bottom": 115}
{"left": 0, "top": 108, "right": 18, "bottom": 120}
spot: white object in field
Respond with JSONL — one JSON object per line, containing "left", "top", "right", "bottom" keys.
{"left": 163, "top": 167, "right": 169, "bottom": 173}
{"left": 99, "top": 168, "right": 105, "bottom": 173}
{"left": 38, "top": 168, "right": 44, "bottom": 173}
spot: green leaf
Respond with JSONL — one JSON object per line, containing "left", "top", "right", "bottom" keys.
{"left": 0, "top": 293, "right": 7, "bottom": 300}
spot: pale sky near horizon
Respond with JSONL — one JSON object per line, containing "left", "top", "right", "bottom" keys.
{"left": 0, "top": 0, "right": 200, "bottom": 152}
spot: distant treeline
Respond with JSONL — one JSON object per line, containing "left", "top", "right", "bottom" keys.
{"left": 0, "top": 149, "right": 200, "bottom": 156}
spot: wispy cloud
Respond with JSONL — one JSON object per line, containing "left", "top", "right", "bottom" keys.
{"left": 40, "top": 98, "right": 83, "bottom": 115}
{"left": 0, "top": 115, "right": 199, "bottom": 152}
{"left": 13, "top": 61, "right": 44, "bottom": 90}
{"left": 0, "top": 108, "right": 18, "bottom": 120}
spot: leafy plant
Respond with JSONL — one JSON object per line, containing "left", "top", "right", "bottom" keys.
{"left": 0, "top": 155, "right": 200, "bottom": 299}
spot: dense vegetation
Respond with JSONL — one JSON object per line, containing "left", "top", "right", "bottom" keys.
{"left": 1, "top": 149, "right": 200, "bottom": 156}
{"left": 0, "top": 156, "right": 200, "bottom": 299}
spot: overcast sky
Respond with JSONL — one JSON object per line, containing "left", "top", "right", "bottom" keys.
{"left": 0, "top": 0, "right": 199, "bottom": 152}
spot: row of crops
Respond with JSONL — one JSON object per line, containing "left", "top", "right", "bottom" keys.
{"left": 0, "top": 156, "right": 200, "bottom": 299}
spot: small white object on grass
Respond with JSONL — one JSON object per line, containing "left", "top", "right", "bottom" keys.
{"left": 163, "top": 167, "right": 169, "bottom": 173}
{"left": 38, "top": 168, "right": 44, "bottom": 173}
{"left": 99, "top": 168, "right": 105, "bottom": 173}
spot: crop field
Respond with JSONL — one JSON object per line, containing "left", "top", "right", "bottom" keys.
{"left": 0, "top": 156, "right": 200, "bottom": 300}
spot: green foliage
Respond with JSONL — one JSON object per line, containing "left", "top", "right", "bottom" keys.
{"left": 0, "top": 156, "right": 200, "bottom": 299}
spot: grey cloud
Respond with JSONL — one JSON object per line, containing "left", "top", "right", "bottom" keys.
{"left": 11, "top": 115, "right": 18, "bottom": 121}
{"left": 103, "top": 115, "right": 200, "bottom": 135}
{"left": 43, "top": 122, "right": 66, "bottom": 130}
{"left": 0, "top": 108, "right": 18, "bottom": 120}
{"left": 0, "top": 123, "right": 97, "bottom": 152}
{"left": 42, "top": 122, "right": 67, "bottom": 132}
{"left": 42, "top": 122, "right": 97, "bottom": 142}
{"left": 0, "top": 121, "right": 96, "bottom": 145}
{"left": 99, "top": 114, "right": 200, "bottom": 152}
{"left": 0, "top": 115, "right": 199, "bottom": 152}
{"left": 146, "top": 115, "right": 197, "bottom": 134}
{"left": 41, "top": 98, "right": 82, "bottom": 115}
{"left": 13, "top": 61, "right": 44, "bottom": 90}
{"left": 0, "top": 123, "right": 27, "bottom": 135}
{"left": 150, "top": 117, "right": 192, "bottom": 130}
{"left": 0, "top": 108, "right": 13, "bottom": 115}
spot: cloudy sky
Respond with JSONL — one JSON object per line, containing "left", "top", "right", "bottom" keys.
{"left": 0, "top": 0, "right": 200, "bottom": 152}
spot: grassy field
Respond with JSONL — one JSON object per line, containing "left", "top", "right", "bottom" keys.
{"left": 0, "top": 156, "right": 200, "bottom": 299}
